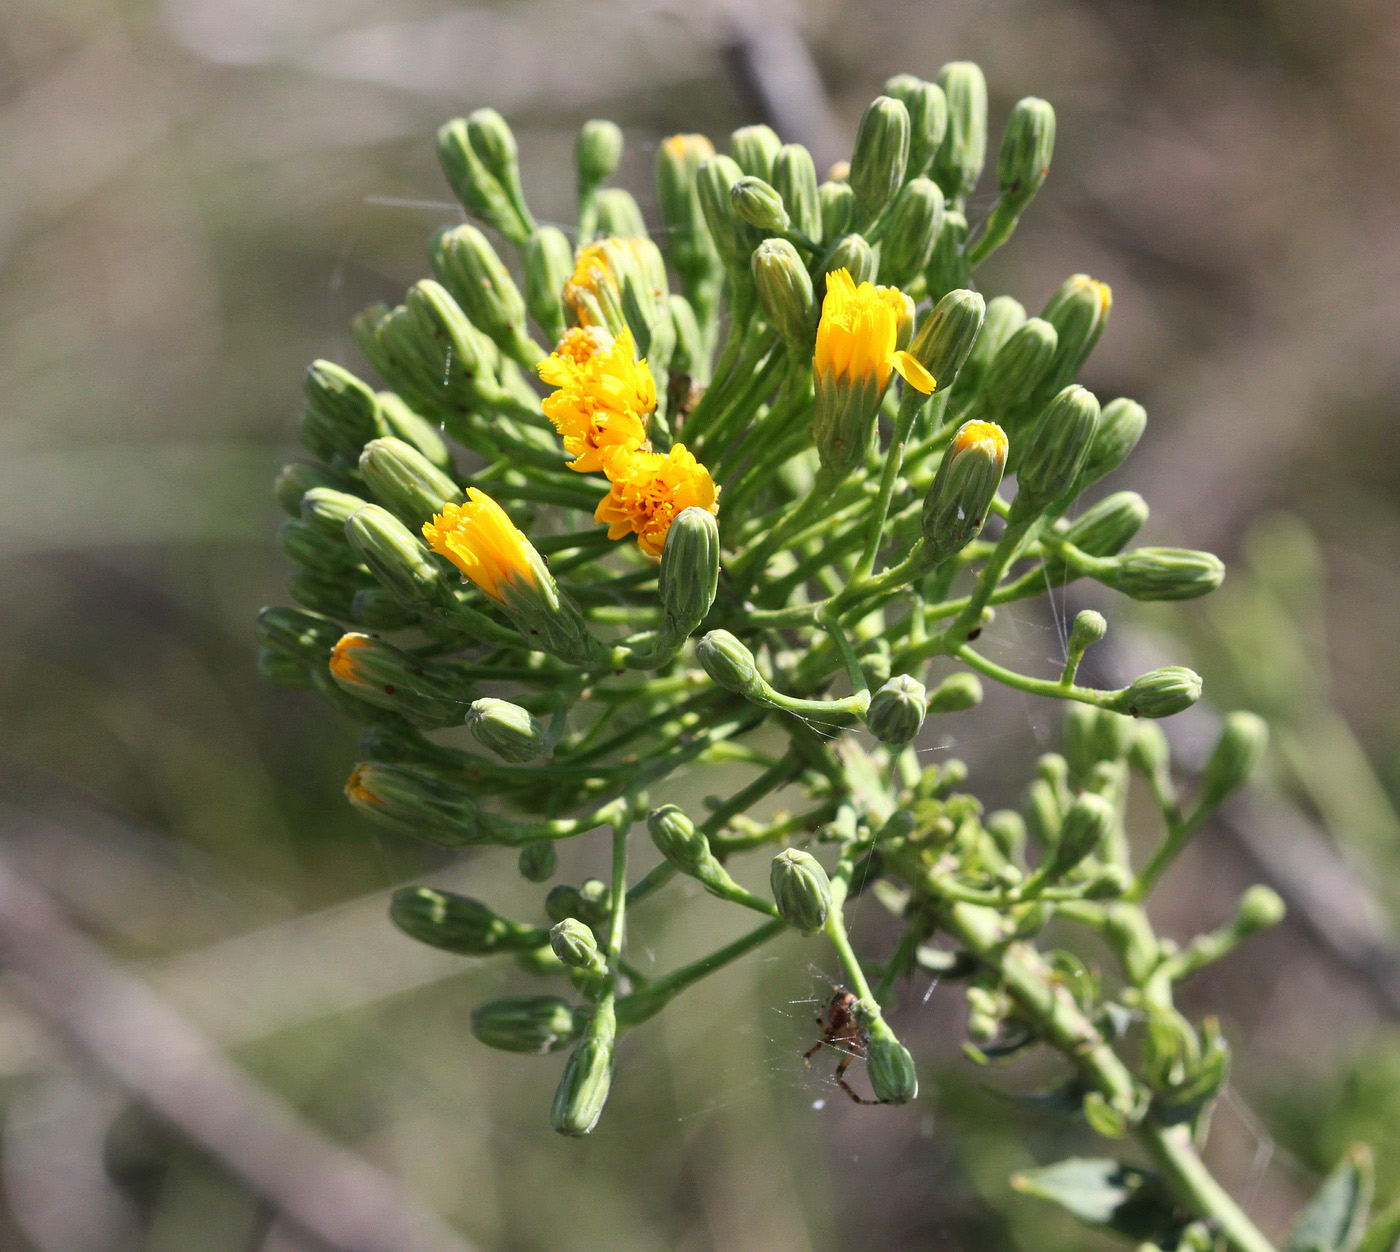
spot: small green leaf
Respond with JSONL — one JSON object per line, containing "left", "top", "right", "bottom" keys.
{"left": 1287, "top": 1145, "right": 1374, "bottom": 1252}
{"left": 1011, "top": 1157, "right": 1180, "bottom": 1242}
{"left": 1082, "top": 1091, "right": 1127, "bottom": 1138}
{"left": 1357, "top": 1199, "right": 1400, "bottom": 1252}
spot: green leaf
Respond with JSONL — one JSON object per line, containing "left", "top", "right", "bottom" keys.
{"left": 1011, "top": 1157, "right": 1180, "bottom": 1242}
{"left": 1287, "top": 1145, "right": 1374, "bottom": 1252}
{"left": 1358, "top": 1200, "right": 1400, "bottom": 1252}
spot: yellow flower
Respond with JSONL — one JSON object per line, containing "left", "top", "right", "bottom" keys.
{"left": 563, "top": 243, "right": 615, "bottom": 327}
{"left": 949, "top": 419, "right": 1009, "bottom": 466}
{"left": 814, "top": 269, "right": 935, "bottom": 394}
{"left": 594, "top": 444, "right": 718, "bottom": 558}
{"left": 422, "top": 489, "right": 540, "bottom": 602}
{"left": 328, "top": 634, "right": 370, "bottom": 682}
{"left": 538, "top": 326, "right": 655, "bottom": 475}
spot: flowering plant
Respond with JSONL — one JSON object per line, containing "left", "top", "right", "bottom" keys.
{"left": 257, "top": 65, "right": 1384, "bottom": 1252}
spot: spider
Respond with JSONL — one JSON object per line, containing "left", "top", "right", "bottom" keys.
{"left": 803, "top": 988, "right": 882, "bottom": 1105}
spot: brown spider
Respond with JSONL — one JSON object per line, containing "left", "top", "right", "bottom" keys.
{"left": 803, "top": 988, "right": 883, "bottom": 1105}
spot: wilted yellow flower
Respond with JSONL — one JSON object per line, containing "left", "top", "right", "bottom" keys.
{"left": 595, "top": 444, "right": 718, "bottom": 557}
{"left": 814, "top": 269, "right": 935, "bottom": 395}
{"left": 422, "top": 489, "right": 540, "bottom": 602}
{"left": 538, "top": 327, "right": 655, "bottom": 475}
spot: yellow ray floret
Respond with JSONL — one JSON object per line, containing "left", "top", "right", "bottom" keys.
{"left": 949, "top": 419, "right": 1009, "bottom": 466}
{"left": 422, "top": 489, "right": 539, "bottom": 602}
{"left": 594, "top": 444, "right": 719, "bottom": 558}
{"left": 538, "top": 326, "right": 656, "bottom": 474}
{"left": 815, "top": 269, "right": 935, "bottom": 394}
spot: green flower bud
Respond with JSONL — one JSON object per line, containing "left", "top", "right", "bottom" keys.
{"left": 771, "top": 144, "right": 821, "bottom": 240}
{"left": 655, "top": 134, "right": 721, "bottom": 297}
{"left": 659, "top": 506, "right": 720, "bottom": 640}
{"left": 465, "top": 108, "right": 534, "bottom": 236}
{"left": 1082, "top": 865, "right": 1132, "bottom": 899}
{"left": 822, "top": 233, "right": 876, "bottom": 287}
{"left": 399, "top": 281, "right": 501, "bottom": 413}
{"left": 329, "top": 632, "right": 470, "bottom": 728}
{"left": 1076, "top": 397, "right": 1146, "bottom": 488}
{"left": 435, "top": 119, "right": 520, "bottom": 242}
{"left": 697, "top": 154, "right": 762, "bottom": 275}
{"left": 256, "top": 606, "right": 344, "bottom": 664}
{"left": 884, "top": 74, "right": 948, "bottom": 177}
{"left": 345, "top": 761, "right": 498, "bottom": 846}
{"left": 275, "top": 462, "right": 353, "bottom": 516}
{"left": 576, "top": 118, "right": 623, "bottom": 195}
{"left": 545, "top": 885, "right": 584, "bottom": 924}
{"left": 430, "top": 224, "right": 532, "bottom": 359}
{"left": 549, "top": 918, "right": 601, "bottom": 969}
{"left": 467, "top": 697, "right": 548, "bottom": 763}
{"left": 927, "top": 671, "right": 983, "bottom": 714}
{"left": 1092, "top": 547, "right": 1225, "bottom": 602}
{"left": 818, "top": 180, "right": 854, "bottom": 242}
{"left": 730, "top": 124, "right": 782, "bottom": 179}
{"left": 301, "top": 486, "right": 371, "bottom": 537}
{"left": 1112, "top": 667, "right": 1204, "bottom": 719}
{"left": 647, "top": 804, "right": 715, "bottom": 877}
{"left": 524, "top": 226, "right": 574, "bottom": 347}
{"left": 472, "top": 996, "right": 580, "bottom": 1054}
{"left": 1068, "top": 609, "right": 1107, "bottom": 657}
{"left": 770, "top": 849, "right": 831, "bottom": 933}
{"left": 288, "top": 571, "right": 355, "bottom": 619}
{"left": 696, "top": 629, "right": 765, "bottom": 696}
{"left": 345, "top": 504, "right": 450, "bottom": 611}
{"left": 359, "top": 436, "right": 463, "bottom": 527}
{"left": 997, "top": 97, "right": 1055, "bottom": 205}
{"left": 730, "top": 175, "right": 789, "bottom": 233}
{"left": 1037, "top": 274, "right": 1113, "bottom": 397}
{"left": 931, "top": 62, "right": 988, "bottom": 201}
{"left": 954, "top": 294, "right": 1026, "bottom": 397}
{"left": 978, "top": 317, "right": 1058, "bottom": 421}
{"left": 985, "top": 809, "right": 1027, "bottom": 861}
{"left": 278, "top": 519, "right": 360, "bottom": 576}
{"left": 1046, "top": 492, "right": 1149, "bottom": 585}
{"left": 863, "top": 1014, "right": 918, "bottom": 1104}
{"left": 301, "top": 361, "right": 385, "bottom": 467}
{"left": 753, "top": 238, "right": 817, "bottom": 355}
{"left": 1048, "top": 791, "right": 1115, "bottom": 877}
{"left": 551, "top": 1002, "right": 615, "bottom": 1136}
{"left": 594, "top": 187, "right": 648, "bottom": 240}
{"left": 349, "top": 588, "right": 418, "bottom": 630}
{"left": 1012, "top": 384, "right": 1100, "bottom": 514}
{"left": 517, "top": 843, "right": 556, "bottom": 884}
{"left": 850, "top": 96, "right": 910, "bottom": 225}
{"left": 258, "top": 648, "right": 311, "bottom": 688}
{"left": 865, "top": 675, "right": 929, "bottom": 745}
{"left": 1234, "top": 884, "right": 1285, "bottom": 936}
{"left": 390, "top": 886, "right": 547, "bottom": 956}
{"left": 924, "top": 208, "right": 969, "bottom": 297}
{"left": 1129, "top": 722, "right": 1172, "bottom": 783}
{"left": 909, "top": 288, "right": 985, "bottom": 392}
{"left": 920, "top": 420, "right": 1009, "bottom": 564}
{"left": 377, "top": 391, "right": 453, "bottom": 473}
{"left": 877, "top": 178, "right": 945, "bottom": 288}
{"left": 1199, "top": 711, "right": 1269, "bottom": 810}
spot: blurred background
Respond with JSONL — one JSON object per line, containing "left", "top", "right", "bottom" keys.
{"left": 2, "top": 0, "right": 1400, "bottom": 1248}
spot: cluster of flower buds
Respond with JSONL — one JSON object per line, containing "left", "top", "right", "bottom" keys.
{"left": 258, "top": 67, "right": 1274, "bottom": 1161}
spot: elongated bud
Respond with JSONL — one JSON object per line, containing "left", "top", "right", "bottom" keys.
{"left": 1091, "top": 547, "right": 1225, "bottom": 602}
{"left": 818, "top": 180, "right": 854, "bottom": 242}
{"left": 1038, "top": 274, "right": 1113, "bottom": 396}
{"left": 931, "top": 62, "right": 988, "bottom": 201}
{"left": 822, "top": 233, "right": 876, "bottom": 287}
{"left": 1077, "top": 398, "right": 1146, "bottom": 489}
{"left": 436, "top": 119, "right": 521, "bottom": 241}
{"left": 885, "top": 74, "right": 948, "bottom": 177}
{"left": 925, "top": 208, "right": 969, "bottom": 297}
{"left": 276, "top": 462, "right": 354, "bottom": 516}
{"left": 472, "top": 996, "right": 580, "bottom": 1054}
{"left": 696, "top": 629, "right": 765, "bottom": 696}
{"left": 594, "top": 188, "right": 647, "bottom": 239}
{"left": 659, "top": 506, "right": 720, "bottom": 639}
{"left": 465, "top": 107, "right": 534, "bottom": 236}
{"left": 968, "top": 97, "right": 1055, "bottom": 260}
{"left": 329, "top": 633, "right": 469, "bottom": 728}
{"left": 878, "top": 178, "right": 946, "bottom": 288}
{"left": 346, "top": 504, "right": 450, "bottom": 611}
{"left": 1048, "top": 791, "right": 1115, "bottom": 877}
{"left": 350, "top": 588, "right": 418, "bottom": 630}
{"left": 979, "top": 318, "right": 1058, "bottom": 420}
{"left": 927, "top": 671, "right": 983, "bottom": 714}
{"left": 647, "top": 805, "right": 715, "bottom": 877}
{"left": 1129, "top": 722, "right": 1172, "bottom": 786}
{"left": 954, "top": 294, "right": 1026, "bottom": 396}
{"left": 259, "top": 649, "right": 310, "bottom": 688}
{"left": 524, "top": 226, "right": 574, "bottom": 346}
{"left": 1012, "top": 384, "right": 1100, "bottom": 514}
{"left": 1235, "top": 884, "right": 1285, "bottom": 936}
{"left": 391, "top": 887, "right": 547, "bottom": 956}
{"left": 301, "top": 361, "right": 384, "bottom": 467}
{"left": 921, "top": 420, "right": 1009, "bottom": 563}
{"left": 1049, "top": 491, "right": 1149, "bottom": 582}
{"left": 865, "top": 675, "right": 928, "bottom": 745}
{"left": 770, "top": 849, "right": 831, "bottom": 934}
{"left": 850, "top": 96, "right": 910, "bottom": 225}
{"left": 551, "top": 1001, "right": 615, "bottom": 1136}
{"left": 278, "top": 519, "right": 360, "bottom": 576}
{"left": 656, "top": 134, "right": 721, "bottom": 297}
{"left": 467, "top": 697, "right": 548, "bottom": 763}
{"left": 753, "top": 238, "right": 817, "bottom": 354}
{"left": 301, "top": 486, "right": 371, "bottom": 537}
{"left": 431, "top": 225, "right": 533, "bottom": 359}
{"left": 909, "top": 288, "right": 985, "bottom": 392}
{"left": 549, "top": 918, "right": 601, "bottom": 970}
{"left": 377, "top": 391, "right": 452, "bottom": 473}
{"left": 864, "top": 1014, "right": 918, "bottom": 1104}
{"left": 697, "top": 154, "right": 762, "bottom": 274}
{"left": 359, "top": 437, "right": 463, "bottom": 527}
{"left": 730, "top": 175, "right": 789, "bottom": 234}
{"left": 256, "top": 605, "right": 343, "bottom": 664}
{"left": 730, "top": 124, "right": 782, "bottom": 178}
{"left": 1113, "top": 666, "right": 1204, "bottom": 719}
{"left": 401, "top": 280, "right": 500, "bottom": 409}
{"left": 577, "top": 118, "right": 623, "bottom": 197}
{"left": 518, "top": 842, "right": 557, "bottom": 883}
{"left": 668, "top": 294, "right": 704, "bottom": 374}
{"left": 1199, "top": 712, "right": 1269, "bottom": 810}
{"left": 771, "top": 144, "right": 821, "bottom": 239}
{"left": 345, "top": 761, "right": 497, "bottom": 846}
{"left": 288, "top": 571, "right": 355, "bottom": 619}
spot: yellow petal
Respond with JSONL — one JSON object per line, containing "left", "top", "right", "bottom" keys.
{"left": 890, "top": 351, "right": 935, "bottom": 394}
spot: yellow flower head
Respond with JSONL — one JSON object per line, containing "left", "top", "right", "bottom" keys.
{"left": 949, "top": 419, "right": 1009, "bottom": 468}
{"left": 422, "top": 489, "right": 540, "bottom": 602}
{"left": 345, "top": 764, "right": 380, "bottom": 806}
{"left": 563, "top": 243, "right": 615, "bottom": 327}
{"left": 594, "top": 444, "right": 718, "bottom": 558}
{"left": 329, "top": 634, "right": 370, "bottom": 682}
{"left": 814, "top": 269, "right": 934, "bottom": 394}
{"left": 538, "top": 326, "right": 656, "bottom": 475}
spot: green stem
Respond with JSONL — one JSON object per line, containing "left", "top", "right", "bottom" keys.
{"left": 950, "top": 644, "right": 1121, "bottom": 709}
{"left": 855, "top": 389, "right": 943, "bottom": 580}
